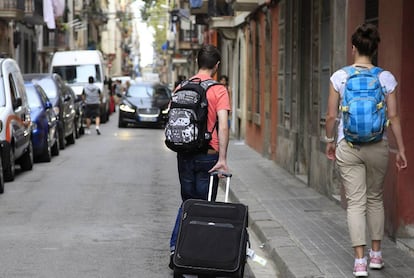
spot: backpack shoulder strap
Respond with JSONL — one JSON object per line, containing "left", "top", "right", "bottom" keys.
{"left": 369, "top": 66, "right": 383, "bottom": 76}
{"left": 200, "top": 79, "right": 220, "bottom": 91}
{"left": 342, "top": 66, "right": 356, "bottom": 77}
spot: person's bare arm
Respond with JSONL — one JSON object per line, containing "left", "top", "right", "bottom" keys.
{"left": 386, "top": 91, "right": 407, "bottom": 170}
{"left": 209, "top": 109, "right": 229, "bottom": 174}
{"left": 325, "top": 83, "right": 339, "bottom": 160}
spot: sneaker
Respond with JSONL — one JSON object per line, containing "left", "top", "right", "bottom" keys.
{"left": 369, "top": 250, "right": 384, "bottom": 269}
{"left": 96, "top": 128, "right": 101, "bottom": 135}
{"left": 353, "top": 261, "right": 368, "bottom": 277}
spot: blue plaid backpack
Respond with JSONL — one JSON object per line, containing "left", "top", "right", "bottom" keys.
{"left": 340, "top": 66, "right": 388, "bottom": 143}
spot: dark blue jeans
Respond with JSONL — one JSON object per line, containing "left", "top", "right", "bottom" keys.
{"left": 169, "top": 152, "right": 219, "bottom": 252}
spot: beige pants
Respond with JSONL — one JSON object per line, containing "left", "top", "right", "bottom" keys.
{"left": 335, "top": 139, "right": 389, "bottom": 247}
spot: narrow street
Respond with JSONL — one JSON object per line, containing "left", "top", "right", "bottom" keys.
{"left": 0, "top": 111, "right": 273, "bottom": 277}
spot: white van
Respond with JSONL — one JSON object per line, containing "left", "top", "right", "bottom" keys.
{"left": 50, "top": 50, "right": 110, "bottom": 122}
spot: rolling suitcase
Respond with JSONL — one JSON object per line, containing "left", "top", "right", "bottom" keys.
{"left": 173, "top": 171, "right": 249, "bottom": 278}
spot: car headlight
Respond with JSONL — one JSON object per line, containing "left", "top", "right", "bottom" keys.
{"left": 162, "top": 107, "right": 169, "bottom": 114}
{"left": 119, "top": 103, "right": 135, "bottom": 113}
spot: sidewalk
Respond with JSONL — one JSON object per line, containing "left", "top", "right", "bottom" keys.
{"left": 226, "top": 140, "right": 414, "bottom": 278}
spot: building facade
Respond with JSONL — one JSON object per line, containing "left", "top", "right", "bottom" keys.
{"left": 0, "top": 0, "right": 135, "bottom": 78}
{"left": 174, "top": 0, "right": 414, "bottom": 242}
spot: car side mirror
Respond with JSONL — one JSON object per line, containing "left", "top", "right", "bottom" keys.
{"left": 13, "top": 98, "right": 22, "bottom": 110}
{"left": 45, "top": 101, "right": 53, "bottom": 109}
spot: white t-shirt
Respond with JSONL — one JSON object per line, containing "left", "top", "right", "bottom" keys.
{"left": 330, "top": 66, "right": 398, "bottom": 143}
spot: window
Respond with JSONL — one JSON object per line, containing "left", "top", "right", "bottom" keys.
{"left": 53, "top": 65, "right": 102, "bottom": 84}
{"left": 9, "top": 74, "right": 18, "bottom": 109}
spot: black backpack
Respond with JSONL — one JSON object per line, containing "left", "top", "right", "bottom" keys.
{"left": 164, "top": 78, "right": 220, "bottom": 153}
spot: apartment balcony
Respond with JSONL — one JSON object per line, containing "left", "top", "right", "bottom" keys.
{"left": 41, "top": 29, "right": 69, "bottom": 52}
{"left": 177, "top": 41, "right": 201, "bottom": 51}
{"left": 190, "top": 0, "right": 232, "bottom": 16}
{"left": 232, "top": 0, "right": 259, "bottom": 12}
{"left": 210, "top": 12, "right": 249, "bottom": 29}
{"left": 24, "top": 0, "right": 43, "bottom": 25}
{"left": 189, "top": 0, "right": 208, "bottom": 15}
{"left": 0, "top": 0, "right": 25, "bottom": 20}
{"left": 209, "top": 13, "right": 249, "bottom": 40}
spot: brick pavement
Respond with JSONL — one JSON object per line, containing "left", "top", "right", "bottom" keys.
{"left": 226, "top": 140, "right": 414, "bottom": 278}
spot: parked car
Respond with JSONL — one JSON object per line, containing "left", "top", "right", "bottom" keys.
{"left": 23, "top": 73, "right": 76, "bottom": 149}
{"left": 0, "top": 58, "right": 33, "bottom": 182}
{"left": 24, "top": 81, "right": 59, "bottom": 162}
{"left": 0, "top": 158, "right": 3, "bottom": 194}
{"left": 118, "top": 82, "right": 171, "bottom": 128}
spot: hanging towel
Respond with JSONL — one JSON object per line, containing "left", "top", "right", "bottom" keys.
{"left": 43, "top": 0, "right": 56, "bottom": 29}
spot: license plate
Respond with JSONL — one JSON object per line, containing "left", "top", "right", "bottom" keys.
{"left": 140, "top": 116, "right": 157, "bottom": 122}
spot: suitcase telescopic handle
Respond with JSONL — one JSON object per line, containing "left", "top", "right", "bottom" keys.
{"left": 208, "top": 171, "right": 232, "bottom": 202}
{"left": 210, "top": 171, "right": 232, "bottom": 178}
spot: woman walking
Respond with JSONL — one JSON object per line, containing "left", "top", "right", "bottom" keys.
{"left": 325, "top": 23, "right": 407, "bottom": 277}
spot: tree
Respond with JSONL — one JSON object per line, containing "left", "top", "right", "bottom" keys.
{"left": 140, "top": 0, "right": 169, "bottom": 56}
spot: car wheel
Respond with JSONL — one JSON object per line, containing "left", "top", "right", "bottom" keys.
{"left": 20, "top": 141, "right": 34, "bottom": 171}
{"left": 51, "top": 131, "right": 60, "bottom": 156}
{"left": 4, "top": 146, "right": 15, "bottom": 182}
{"left": 41, "top": 137, "right": 52, "bottom": 162}
{"left": 66, "top": 125, "right": 76, "bottom": 145}
{"left": 0, "top": 158, "right": 4, "bottom": 194}
{"left": 59, "top": 125, "right": 66, "bottom": 150}
{"left": 74, "top": 119, "right": 80, "bottom": 139}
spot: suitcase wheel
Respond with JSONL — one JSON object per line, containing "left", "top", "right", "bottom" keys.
{"left": 173, "top": 271, "right": 182, "bottom": 278}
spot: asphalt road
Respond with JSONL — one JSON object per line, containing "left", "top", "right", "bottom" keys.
{"left": 0, "top": 112, "right": 265, "bottom": 278}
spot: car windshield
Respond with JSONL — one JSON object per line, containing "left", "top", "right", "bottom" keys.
{"left": 35, "top": 78, "right": 57, "bottom": 100}
{"left": 127, "top": 85, "right": 154, "bottom": 98}
{"left": 25, "top": 85, "right": 42, "bottom": 109}
{"left": 52, "top": 65, "right": 101, "bottom": 84}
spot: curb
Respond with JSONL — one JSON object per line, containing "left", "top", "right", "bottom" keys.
{"left": 227, "top": 174, "right": 323, "bottom": 278}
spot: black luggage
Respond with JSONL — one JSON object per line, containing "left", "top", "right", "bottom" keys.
{"left": 173, "top": 172, "right": 249, "bottom": 278}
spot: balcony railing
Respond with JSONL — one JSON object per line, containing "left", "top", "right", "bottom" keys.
{"left": 24, "top": 0, "right": 43, "bottom": 25}
{"left": 0, "top": 0, "right": 25, "bottom": 19}
{"left": 41, "top": 29, "right": 69, "bottom": 52}
{"left": 177, "top": 29, "right": 200, "bottom": 51}
{"left": 190, "top": 0, "right": 233, "bottom": 16}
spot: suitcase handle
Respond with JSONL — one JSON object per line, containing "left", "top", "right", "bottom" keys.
{"left": 210, "top": 171, "right": 232, "bottom": 178}
{"left": 208, "top": 171, "right": 232, "bottom": 202}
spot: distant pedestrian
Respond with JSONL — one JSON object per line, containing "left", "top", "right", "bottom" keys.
{"left": 325, "top": 23, "right": 407, "bottom": 277}
{"left": 168, "top": 44, "right": 231, "bottom": 269}
{"left": 219, "top": 75, "right": 230, "bottom": 94}
{"left": 82, "top": 76, "right": 102, "bottom": 135}
{"left": 123, "top": 80, "right": 131, "bottom": 95}
{"left": 113, "top": 79, "right": 122, "bottom": 105}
